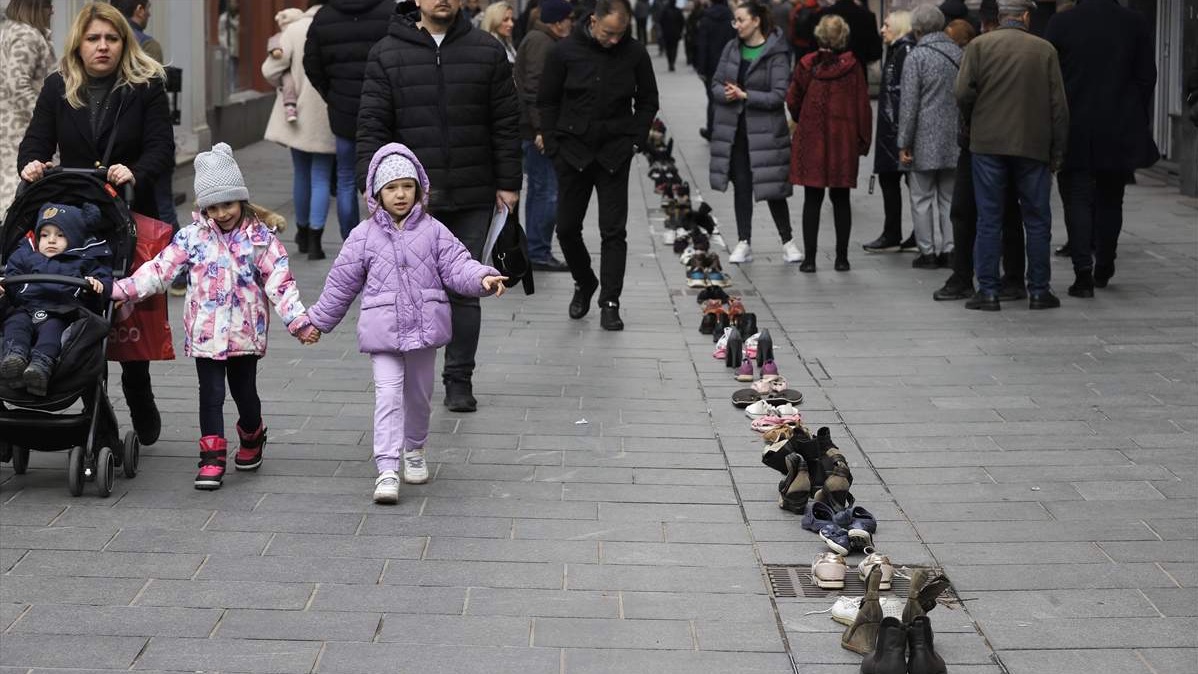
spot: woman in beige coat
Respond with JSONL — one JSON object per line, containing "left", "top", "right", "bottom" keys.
{"left": 262, "top": 3, "right": 336, "bottom": 260}
{"left": 0, "top": 0, "right": 56, "bottom": 216}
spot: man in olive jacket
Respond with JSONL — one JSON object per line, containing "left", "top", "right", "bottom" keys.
{"left": 357, "top": 0, "right": 522, "bottom": 412}
{"left": 955, "top": 0, "right": 1068, "bottom": 311}
{"left": 537, "top": 0, "right": 659, "bottom": 331}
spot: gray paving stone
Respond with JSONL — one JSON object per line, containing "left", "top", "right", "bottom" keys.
{"left": 600, "top": 542, "right": 759, "bottom": 567}
{"left": 0, "top": 576, "right": 144, "bottom": 606}
{"left": 663, "top": 522, "right": 753, "bottom": 544}
{"left": 511, "top": 519, "right": 664, "bottom": 542}
{"left": 1141, "top": 588, "right": 1198, "bottom": 617}
{"left": 983, "top": 617, "right": 1198, "bottom": 649}
{"left": 0, "top": 504, "right": 64, "bottom": 526}
{"left": 562, "top": 483, "right": 737, "bottom": 504}
{"left": 425, "top": 536, "right": 597, "bottom": 563}
{"left": 381, "top": 559, "right": 564, "bottom": 589}
{"left": 206, "top": 511, "right": 363, "bottom": 534}
{"left": 215, "top": 609, "right": 380, "bottom": 642}
{"left": 563, "top": 649, "right": 793, "bottom": 674}
{"left": 465, "top": 588, "right": 619, "bottom": 618}
{"left": 7, "top": 550, "right": 203, "bottom": 579}
{"left": 135, "top": 637, "right": 320, "bottom": 673}
{"left": 597, "top": 502, "right": 745, "bottom": 522}
{"left": 317, "top": 643, "right": 560, "bottom": 674}
{"left": 998, "top": 649, "right": 1152, "bottom": 674}
{"left": 0, "top": 634, "right": 147, "bottom": 670}
{"left": 1136, "top": 647, "right": 1198, "bottom": 674}
{"left": 943, "top": 563, "right": 1178, "bottom": 591}
{"left": 105, "top": 527, "right": 271, "bottom": 555}
{"left": 565, "top": 563, "right": 767, "bottom": 594}
{"left": 692, "top": 620, "right": 787, "bottom": 652}
{"left": 422, "top": 496, "right": 596, "bottom": 520}
{"left": 52, "top": 506, "right": 213, "bottom": 530}
{"left": 964, "top": 590, "right": 1162, "bottom": 620}
{"left": 8, "top": 605, "right": 221, "bottom": 637}
{"left": 254, "top": 492, "right": 425, "bottom": 514}
{"left": 1, "top": 602, "right": 27, "bottom": 630}
{"left": 309, "top": 583, "right": 466, "bottom": 614}
{"left": 196, "top": 553, "right": 384, "bottom": 584}
{"left": 927, "top": 542, "right": 1110, "bottom": 565}
{"left": 622, "top": 591, "right": 776, "bottom": 623}
{"left": 376, "top": 614, "right": 531, "bottom": 646}
{"left": 914, "top": 520, "right": 1158, "bottom": 543}
{"left": 136, "top": 579, "right": 315, "bottom": 610}
{"left": 1046, "top": 498, "right": 1196, "bottom": 520}
{"left": 533, "top": 617, "right": 693, "bottom": 649}
{"left": 0, "top": 526, "right": 116, "bottom": 551}
{"left": 264, "top": 532, "right": 426, "bottom": 560}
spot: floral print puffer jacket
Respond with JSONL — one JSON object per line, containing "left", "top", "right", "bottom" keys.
{"left": 113, "top": 211, "right": 308, "bottom": 359}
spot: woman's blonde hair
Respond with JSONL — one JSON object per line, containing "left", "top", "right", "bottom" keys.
{"left": 884, "top": 11, "right": 911, "bottom": 43}
{"left": 481, "top": 2, "right": 514, "bottom": 40}
{"left": 5, "top": 0, "right": 53, "bottom": 32}
{"left": 60, "top": 2, "right": 166, "bottom": 109}
{"left": 814, "top": 14, "right": 850, "bottom": 52}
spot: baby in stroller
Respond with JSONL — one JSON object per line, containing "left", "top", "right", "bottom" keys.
{"left": 0, "top": 202, "right": 112, "bottom": 396}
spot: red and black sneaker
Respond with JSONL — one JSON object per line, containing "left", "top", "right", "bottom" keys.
{"left": 195, "top": 436, "right": 227, "bottom": 490}
{"left": 234, "top": 422, "right": 266, "bottom": 471}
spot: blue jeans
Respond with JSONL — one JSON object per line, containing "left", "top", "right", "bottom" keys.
{"left": 522, "top": 140, "right": 558, "bottom": 262}
{"left": 290, "top": 149, "right": 334, "bottom": 231}
{"left": 154, "top": 168, "right": 179, "bottom": 227}
{"left": 972, "top": 154, "right": 1052, "bottom": 295}
{"left": 335, "top": 135, "right": 360, "bottom": 240}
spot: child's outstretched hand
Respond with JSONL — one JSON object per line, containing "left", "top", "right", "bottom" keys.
{"left": 84, "top": 277, "right": 104, "bottom": 294}
{"left": 482, "top": 275, "right": 508, "bottom": 297}
{"left": 297, "top": 325, "right": 321, "bottom": 345}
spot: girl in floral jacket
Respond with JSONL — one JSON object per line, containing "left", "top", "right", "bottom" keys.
{"left": 112, "top": 143, "right": 317, "bottom": 490}
{"left": 303, "top": 143, "right": 507, "bottom": 504}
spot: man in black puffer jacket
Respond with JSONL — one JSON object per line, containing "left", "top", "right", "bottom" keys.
{"left": 357, "top": 0, "right": 521, "bottom": 413}
{"left": 303, "top": 0, "right": 393, "bottom": 240}
{"left": 538, "top": 0, "right": 658, "bottom": 332}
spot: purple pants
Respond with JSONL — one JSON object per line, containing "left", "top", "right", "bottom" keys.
{"left": 371, "top": 348, "right": 436, "bottom": 473}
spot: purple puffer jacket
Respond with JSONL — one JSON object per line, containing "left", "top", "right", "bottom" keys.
{"left": 306, "top": 143, "right": 499, "bottom": 353}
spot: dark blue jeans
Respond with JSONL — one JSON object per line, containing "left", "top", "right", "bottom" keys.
{"left": 972, "top": 154, "right": 1052, "bottom": 295}
{"left": 523, "top": 140, "right": 558, "bottom": 262}
{"left": 290, "top": 149, "right": 334, "bottom": 231}
{"left": 335, "top": 135, "right": 361, "bottom": 240}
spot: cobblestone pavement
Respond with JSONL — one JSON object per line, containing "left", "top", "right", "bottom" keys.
{"left": 2, "top": 50, "right": 1195, "bottom": 674}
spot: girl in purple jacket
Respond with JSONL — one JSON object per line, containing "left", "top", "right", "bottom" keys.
{"left": 303, "top": 144, "right": 507, "bottom": 504}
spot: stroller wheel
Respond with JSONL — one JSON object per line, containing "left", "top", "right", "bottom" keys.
{"left": 96, "top": 447, "right": 115, "bottom": 497}
{"left": 11, "top": 445, "right": 29, "bottom": 475}
{"left": 122, "top": 431, "right": 140, "bottom": 479}
{"left": 67, "top": 446, "right": 85, "bottom": 497}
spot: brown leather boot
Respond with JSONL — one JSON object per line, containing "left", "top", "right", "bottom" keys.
{"left": 842, "top": 565, "right": 883, "bottom": 654}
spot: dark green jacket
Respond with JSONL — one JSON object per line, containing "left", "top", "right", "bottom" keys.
{"left": 955, "top": 24, "right": 1069, "bottom": 168}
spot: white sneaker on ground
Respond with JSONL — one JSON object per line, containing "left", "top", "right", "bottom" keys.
{"left": 782, "top": 239, "right": 804, "bottom": 263}
{"left": 828, "top": 595, "right": 905, "bottom": 626}
{"left": 403, "top": 449, "right": 429, "bottom": 484}
{"left": 373, "top": 470, "right": 400, "bottom": 504}
{"left": 663, "top": 228, "right": 677, "bottom": 244}
{"left": 729, "top": 240, "right": 753, "bottom": 263}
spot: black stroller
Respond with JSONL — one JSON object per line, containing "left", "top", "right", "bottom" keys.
{"left": 0, "top": 168, "right": 141, "bottom": 496}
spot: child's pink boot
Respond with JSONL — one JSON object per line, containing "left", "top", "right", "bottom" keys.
{"left": 234, "top": 422, "right": 267, "bottom": 471}
{"left": 195, "top": 436, "right": 227, "bottom": 490}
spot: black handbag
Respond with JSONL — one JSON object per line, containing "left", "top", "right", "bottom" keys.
{"left": 490, "top": 210, "right": 535, "bottom": 296}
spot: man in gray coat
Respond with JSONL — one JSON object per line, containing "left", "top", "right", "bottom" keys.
{"left": 898, "top": 5, "right": 962, "bottom": 270}
{"left": 955, "top": 0, "right": 1068, "bottom": 311}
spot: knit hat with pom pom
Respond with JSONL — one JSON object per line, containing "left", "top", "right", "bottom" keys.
{"left": 194, "top": 142, "right": 250, "bottom": 209}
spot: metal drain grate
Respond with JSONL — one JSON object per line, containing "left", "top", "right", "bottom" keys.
{"left": 766, "top": 565, "right": 954, "bottom": 599}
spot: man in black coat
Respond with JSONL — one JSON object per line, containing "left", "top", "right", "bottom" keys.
{"left": 357, "top": 0, "right": 522, "bottom": 413}
{"left": 303, "top": 0, "right": 393, "bottom": 241}
{"left": 1046, "top": 0, "right": 1157, "bottom": 297}
{"left": 694, "top": 0, "right": 735, "bottom": 139}
{"left": 820, "top": 0, "right": 882, "bottom": 75}
{"left": 538, "top": 0, "right": 659, "bottom": 331}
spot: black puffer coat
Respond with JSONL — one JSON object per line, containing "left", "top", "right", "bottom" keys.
{"left": 873, "top": 33, "right": 915, "bottom": 174}
{"left": 303, "top": 0, "right": 394, "bottom": 140}
{"left": 356, "top": 8, "right": 522, "bottom": 211}
{"left": 694, "top": 2, "right": 736, "bottom": 79}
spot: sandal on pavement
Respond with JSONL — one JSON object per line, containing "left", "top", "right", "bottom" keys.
{"left": 744, "top": 400, "right": 780, "bottom": 419}
{"left": 731, "top": 388, "right": 763, "bottom": 408}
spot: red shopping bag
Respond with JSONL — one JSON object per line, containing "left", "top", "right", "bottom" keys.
{"left": 106, "top": 213, "right": 176, "bottom": 362}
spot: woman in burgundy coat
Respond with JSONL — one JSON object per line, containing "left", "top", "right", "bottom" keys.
{"left": 787, "top": 14, "right": 872, "bottom": 272}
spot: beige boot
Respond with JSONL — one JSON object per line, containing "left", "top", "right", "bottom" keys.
{"left": 903, "top": 568, "right": 929, "bottom": 624}
{"left": 842, "top": 565, "right": 883, "bottom": 654}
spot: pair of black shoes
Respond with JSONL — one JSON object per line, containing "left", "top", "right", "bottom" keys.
{"left": 0, "top": 345, "right": 55, "bottom": 398}
{"left": 860, "top": 616, "right": 945, "bottom": 674}
{"left": 294, "top": 225, "right": 326, "bottom": 260}
{"left": 569, "top": 282, "right": 623, "bottom": 331}
{"left": 966, "top": 289, "right": 1060, "bottom": 311}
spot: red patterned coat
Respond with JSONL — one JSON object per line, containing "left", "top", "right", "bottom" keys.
{"left": 786, "top": 50, "right": 872, "bottom": 189}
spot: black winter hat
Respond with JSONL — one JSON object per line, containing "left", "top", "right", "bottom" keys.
{"left": 35, "top": 202, "right": 101, "bottom": 250}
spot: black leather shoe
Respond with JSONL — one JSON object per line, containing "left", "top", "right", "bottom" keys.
{"left": 932, "top": 275, "right": 973, "bottom": 301}
{"left": 862, "top": 235, "right": 900, "bottom": 253}
{"left": 1093, "top": 262, "right": 1115, "bottom": 288}
{"left": 1068, "top": 268, "right": 1094, "bottom": 298}
{"left": 997, "top": 281, "right": 1027, "bottom": 302}
{"left": 833, "top": 257, "right": 850, "bottom": 271}
{"left": 444, "top": 381, "right": 478, "bottom": 412}
{"left": 599, "top": 303, "right": 624, "bottom": 331}
{"left": 123, "top": 381, "right": 162, "bottom": 446}
{"left": 899, "top": 234, "right": 918, "bottom": 252}
{"left": 1054, "top": 240, "right": 1072, "bottom": 257}
{"left": 531, "top": 257, "right": 570, "bottom": 272}
{"left": 965, "top": 291, "right": 1001, "bottom": 311}
{"left": 799, "top": 259, "right": 816, "bottom": 273}
{"left": 912, "top": 253, "right": 938, "bottom": 269}
{"left": 568, "top": 280, "right": 598, "bottom": 319}
{"left": 1029, "top": 290, "right": 1061, "bottom": 310}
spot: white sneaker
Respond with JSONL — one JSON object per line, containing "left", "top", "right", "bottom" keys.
{"left": 782, "top": 239, "right": 804, "bottom": 263}
{"left": 729, "top": 240, "right": 752, "bottom": 263}
{"left": 662, "top": 228, "right": 677, "bottom": 244}
{"left": 829, "top": 595, "right": 906, "bottom": 626}
{"left": 403, "top": 449, "right": 429, "bottom": 484}
{"left": 373, "top": 470, "right": 400, "bottom": 504}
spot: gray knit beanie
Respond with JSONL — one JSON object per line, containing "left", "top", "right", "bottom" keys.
{"left": 372, "top": 154, "right": 419, "bottom": 196}
{"left": 996, "top": 0, "right": 1034, "bottom": 13}
{"left": 194, "top": 142, "right": 250, "bottom": 209}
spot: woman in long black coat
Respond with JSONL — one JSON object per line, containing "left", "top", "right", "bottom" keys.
{"left": 862, "top": 10, "right": 915, "bottom": 253}
{"left": 18, "top": 2, "right": 174, "bottom": 445}
{"left": 658, "top": 2, "right": 685, "bottom": 71}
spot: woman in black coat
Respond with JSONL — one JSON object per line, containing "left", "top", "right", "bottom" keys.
{"left": 658, "top": 2, "right": 685, "bottom": 71}
{"left": 862, "top": 10, "right": 915, "bottom": 253}
{"left": 18, "top": 2, "right": 174, "bottom": 445}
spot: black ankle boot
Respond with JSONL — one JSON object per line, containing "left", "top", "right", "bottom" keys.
{"left": 599, "top": 302, "right": 624, "bottom": 331}
{"left": 22, "top": 351, "right": 55, "bottom": 397}
{"left": 444, "top": 380, "right": 477, "bottom": 412}
{"left": 308, "top": 227, "right": 326, "bottom": 260}
{"left": 0, "top": 341, "right": 30, "bottom": 380}
{"left": 859, "top": 617, "right": 908, "bottom": 673}
{"left": 1068, "top": 268, "right": 1095, "bottom": 298}
{"left": 294, "top": 224, "right": 310, "bottom": 255}
{"left": 122, "top": 375, "right": 162, "bottom": 445}
{"left": 569, "top": 280, "right": 599, "bottom": 319}
{"left": 906, "top": 616, "right": 947, "bottom": 674}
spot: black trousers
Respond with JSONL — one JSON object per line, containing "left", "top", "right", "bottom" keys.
{"left": 195, "top": 356, "right": 261, "bottom": 438}
{"left": 1058, "top": 169, "right": 1128, "bottom": 272}
{"left": 664, "top": 38, "right": 679, "bottom": 70}
{"left": 730, "top": 126, "right": 791, "bottom": 244}
{"left": 703, "top": 77, "right": 715, "bottom": 133}
{"left": 802, "top": 187, "right": 851, "bottom": 258}
{"left": 878, "top": 171, "right": 905, "bottom": 242}
{"left": 2, "top": 311, "right": 67, "bottom": 358}
{"left": 556, "top": 158, "right": 632, "bottom": 306}
{"left": 430, "top": 206, "right": 491, "bottom": 385}
{"left": 950, "top": 148, "right": 1025, "bottom": 284}
{"left": 636, "top": 18, "right": 648, "bottom": 43}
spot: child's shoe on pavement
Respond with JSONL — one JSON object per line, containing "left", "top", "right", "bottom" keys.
{"left": 234, "top": 422, "right": 266, "bottom": 471}
{"left": 374, "top": 470, "right": 400, "bottom": 504}
{"left": 403, "top": 449, "right": 429, "bottom": 484}
{"left": 195, "top": 436, "right": 227, "bottom": 490}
